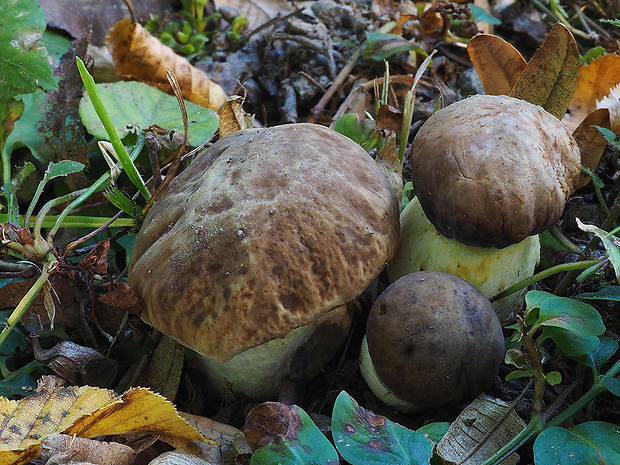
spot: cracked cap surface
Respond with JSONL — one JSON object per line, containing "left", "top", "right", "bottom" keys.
{"left": 128, "top": 123, "right": 400, "bottom": 361}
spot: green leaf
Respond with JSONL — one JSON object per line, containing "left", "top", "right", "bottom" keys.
{"left": 544, "top": 371, "right": 562, "bottom": 386}
{"left": 541, "top": 326, "right": 601, "bottom": 357}
{"left": 571, "top": 336, "right": 619, "bottom": 372}
{"left": 79, "top": 81, "right": 219, "bottom": 147}
{"left": 417, "top": 422, "right": 450, "bottom": 444}
{"left": 362, "top": 32, "right": 424, "bottom": 61}
{"left": 533, "top": 422, "right": 620, "bottom": 464}
{"left": 332, "top": 391, "right": 434, "bottom": 465}
{"left": 0, "top": 0, "right": 56, "bottom": 100}
{"left": 537, "top": 296, "right": 606, "bottom": 336}
{"left": 524, "top": 290, "right": 555, "bottom": 325}
{"left": 246, "top": 402, "right": 339, "bottom": 465}
{"left": 505, "top": 369, "right": 536, "bottom": 382}
{"left": 604, "top": 377, "right": 620, "bottom": 397}
{"left": 104, "top": 187, "right": 138, "bottom": 218}
{"left": 333, "top": 114, "right": 378, "bottom": 152}
{"left": 576, "top": 219, "right": 620, "bottom": 282}
{"left": 47, "top": 160, "right": 84, "bottom": 179}
{"left": 578, "top": 286, "right": 620, "bottom": 302}
{"left": 469, "top": 4, "right": 501, "bottom": 25}
{"left": 38, "top": 29, "right": 72, "bottom": 68}
{"left": 4, "top": 89, "right": 47, "bottom": 161}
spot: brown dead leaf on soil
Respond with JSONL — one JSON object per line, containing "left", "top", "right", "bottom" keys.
{"left": 106, "top": 19, "right": 227, "bottom": 111}
{"left": 572, "top": 108, "right": 611, "bottom": 190}
{"left": 219, "top": 95, "right": 252, "bottom": 137}
{"left": 510, "top": 22, "right": 580, "bottom": 120}
{"left": 467, "top": 34, "right": 527, "bottom": 96}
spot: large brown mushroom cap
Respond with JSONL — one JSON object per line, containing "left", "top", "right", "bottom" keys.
{"left": 128, "top": 123, "right": 400, "bottom": 364}
{"left": 411, "top": 95, "right": 581, "bottom": 248}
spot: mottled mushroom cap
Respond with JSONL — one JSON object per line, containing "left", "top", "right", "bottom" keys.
{"left": 128, "top": 123, "right": 400, "bottom": 362}
{"left": 411, "top": 95, "right": 581, "bottom": 248}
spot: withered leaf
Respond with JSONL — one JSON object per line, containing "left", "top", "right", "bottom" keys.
{"left": 510, "top": 23, "right": 580, "bottom": 119}
{"left": 467, "top": 34, "right": 527, "bottom": 95}
{"left": 375, "top": 104, "right": 403, "bottom": 137}
{"left": 572, "top": 108, "right": 611, "bottom": 190}
{"left": 0, "top": 386, "right": 209, "bottom": 464}
{"left": 563, "top": 54, "right": 620, "bottom": 133}
{"left": 106, "top": 19, "right": 227, "bottom": 111}
{"left": 40, "top": 434, "right": 137, "bottom": 465}
{"left": 375, "top": 135, "right": 403, "bottom": 205}
{"left": 78, "top": 239, "right": 110, "bottom": 275}
{"left": 219, "top": 96, "right": 251, "bottom": 138}
{"left": 37, "top": 34, "right": 92, "bottom": 190}
{"left": 97, "top": 281, "right": 145, "bottom": 316}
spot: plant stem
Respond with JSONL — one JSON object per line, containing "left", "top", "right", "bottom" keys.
{"left": 490, "top": 260, "right": 601, "bottom": 302}
{"left": 0, "top": 254, "right": 57, "bottom": 350}
{"left": 75, "top": 57, "right": 151, "bottom": 201}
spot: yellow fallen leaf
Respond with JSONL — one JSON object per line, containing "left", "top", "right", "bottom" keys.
{"left": 375, "top": 135, "right": 403, "bottom": 205}
{"left": 563, "top": 54, "right": 620, "bottom": 133}
{"left": 0, "top": 386, "right": 210, "bottom": 465}
{"left": 510, "top": 23, "right": 579, "bottom": 119}
{"left": 467, "top": 34, "right": 526, "bottom": 96}
{"left": 106, "top": 19, "right": 228, "bottom": 111}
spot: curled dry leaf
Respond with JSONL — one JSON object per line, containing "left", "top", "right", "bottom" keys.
{"left": 563, "top": 54, "right": 620, "bottom": 133}
{"left": 572, "top": 108, "right": 611, "bottom": 190}
{"left": 40, "top": 434, "right": 137, "bottom": 465}
{"left": 0, "top": 386, "right": 207, "bottom": 465}
{"left": 32, "top": 338, "right": 118, "bottom": 388}
{"left": 106, "top": 19, "right": 227, "bottom": 111}
{"left": 510, "top": 23, "right": 580, "bottom": 120}
{"left": 218, "top": 95, "right": 252, "bottom": 137}
{"left": 467, "top": 34, "right": 526, "bottom": 96}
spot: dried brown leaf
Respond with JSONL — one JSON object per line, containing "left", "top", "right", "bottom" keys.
{"left": 510, "top": 23, "right": 580, "bottom": 119}
{"left": 467, "top": 34, "right": 526, "bottom": 95}
{"left": 437, "top": 395, "right": 525, "bottom": 465}
{"left": 39, "top": 434, "right": 137, "bottom": 465}
{"left": 563, "top": 54, "right": 620, "bottom": 133}
{"left": 219, "top": 96, "right": 251, "bottom": 137}
{"left": 572, "top": 108, "right": 611, "bottom": 190}
{"left": 106, "top": 19, "right": 227, "bottom": 111}
{"left": 375, "top": 104, "right": 403, "bottom": 137}
{"left": 375, "top": 135, "right": 403, "bottom": 205}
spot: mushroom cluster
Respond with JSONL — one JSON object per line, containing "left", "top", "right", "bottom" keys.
{"left": 389, "top": 94, "right": 581, "bottom": 320}
{"left": 128, "top": 123, "right": 400, "bottom": 400}
{"left": 360, "top": 271, "right": 505, "bottom": 413}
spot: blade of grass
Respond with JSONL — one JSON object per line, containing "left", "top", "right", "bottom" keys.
{"left": 75, "top": 57, "right": 151, "bottom": 201}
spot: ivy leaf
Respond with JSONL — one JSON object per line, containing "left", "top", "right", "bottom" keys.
{"left": 537, "top": 296, "right": 606, "bottom": 337}
{"left": 0, "top": 0, "right": 56, "bottom": 101}
{"left": 570, "top": 336, "right": 619, "bottom": 372}
{"left": 244, "top": 402, "right": 339, "bottom": 465}
{"left": 331, "top": 391, "right": 434, "bottom": 465}
{"left": 541, "top": 326, "right": 601, "bottom": 357}
{"left": 533, "top": 422, "right": 620, "bottom": 463}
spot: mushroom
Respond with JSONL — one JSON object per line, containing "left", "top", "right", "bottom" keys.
{"left": 388, "top": 95, "right": 581, "bottom": 320}
{"left": 388, "top": 198, "right": 540, "bottom": 322}
{"left": 128, "top": 123, "right": 400, "bottom": 400}
{"left": 360, "top": 271, "right": 505, "bottom": 413}
{"left": 410, "top": 94, "right": 581, "bottom": 249}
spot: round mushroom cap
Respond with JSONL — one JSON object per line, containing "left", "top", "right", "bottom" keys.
{"left": 364, "top": 271, "right": 504, "bottom": 410}
{"left": 411, "top": 94, "right": 581, "bottom": 248}
{"left": 128, "top": 123, "right": 400, "bottom": 363}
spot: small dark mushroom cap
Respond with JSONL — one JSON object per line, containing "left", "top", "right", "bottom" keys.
{"left": 411, "top": 95, "right": 581, "bottom": 248}
{"left": 366, "top": 271, "right": 504, "bottom": 408}
{"left": 128, "top": 123, "right": 400, "bottom": 362}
